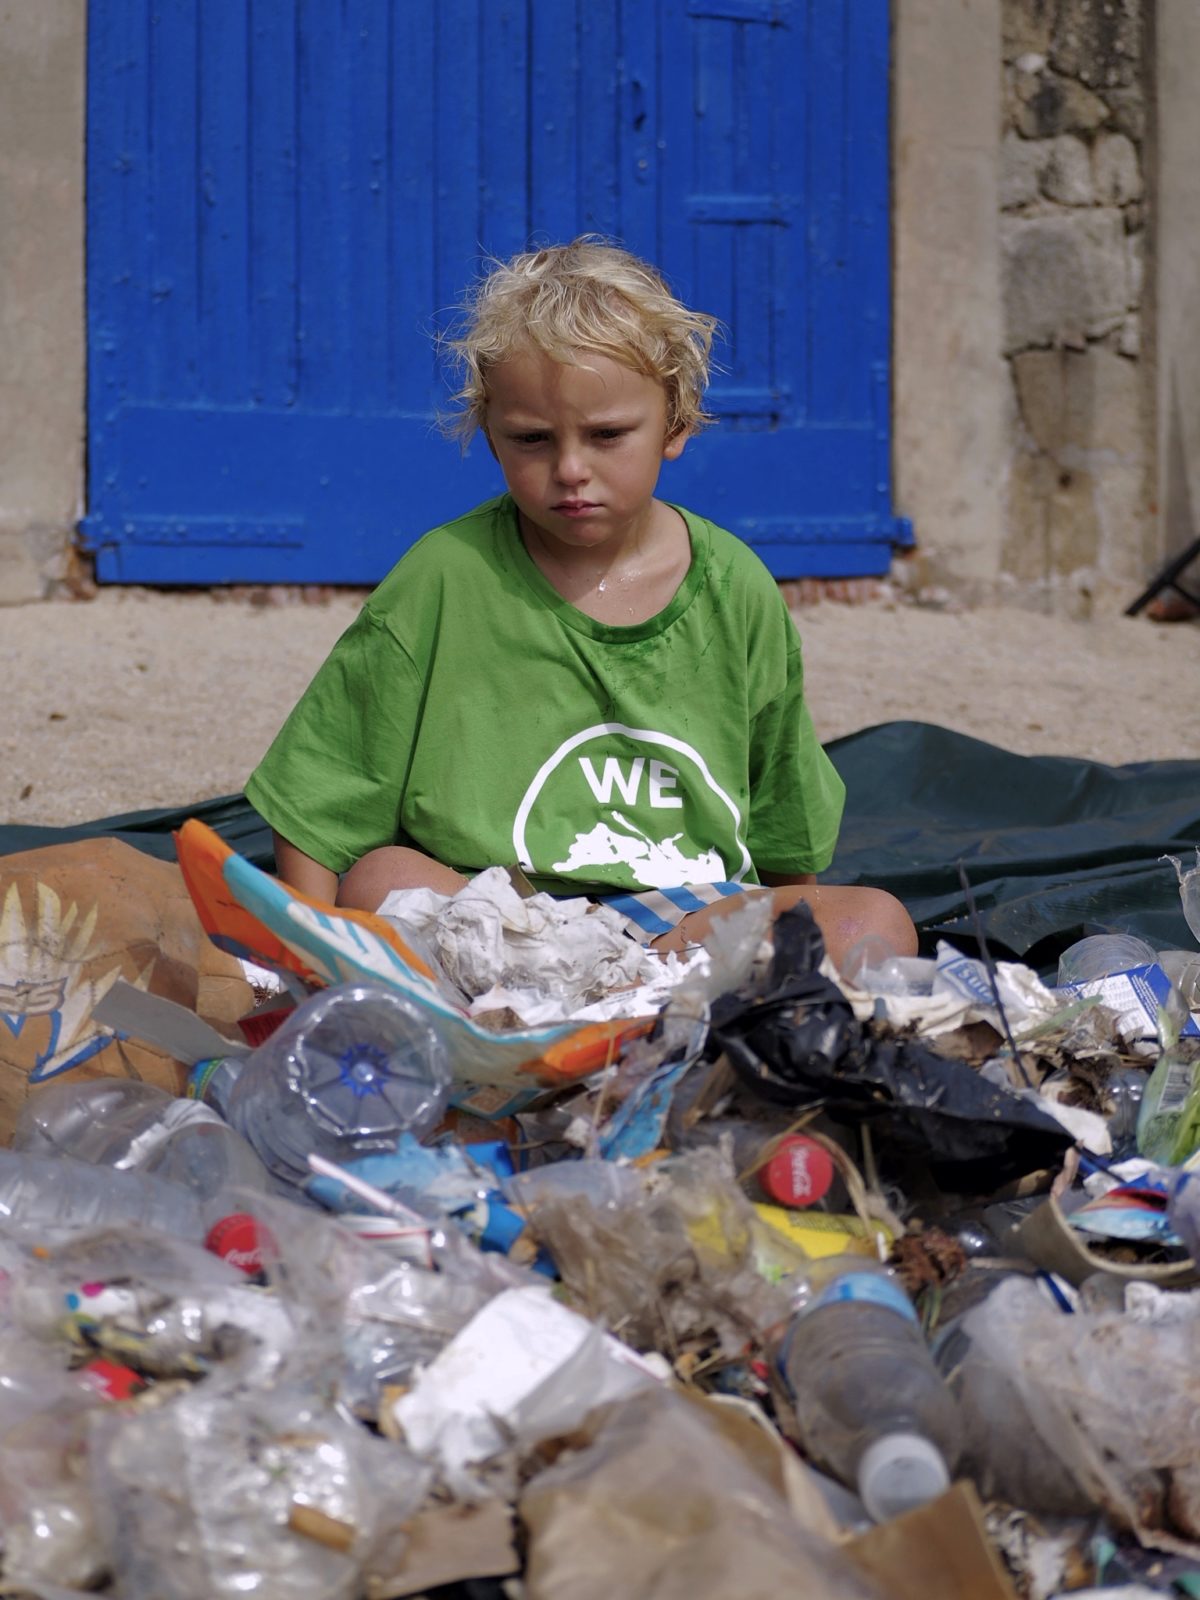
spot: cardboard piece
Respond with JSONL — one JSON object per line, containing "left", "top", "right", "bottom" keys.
{"left": 519, "top": 1387, "right": 882, "bottom": 1600}
{"left": 0, "top": 837, "right": 251, "bottom": 1139}
{"left": 366, "top": 1501, "right": 519, "bottom": 1599}
{"left": 844, "top": 1481, "right": 1019, "bottom": 1600}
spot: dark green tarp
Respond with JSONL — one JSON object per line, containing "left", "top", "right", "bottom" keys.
{"left": 3, "top": 722, "right": 1196, "bottom": 969}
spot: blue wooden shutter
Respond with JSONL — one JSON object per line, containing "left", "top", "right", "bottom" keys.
{"left": 83, "top": 0, "right": 909, "bottom": 583}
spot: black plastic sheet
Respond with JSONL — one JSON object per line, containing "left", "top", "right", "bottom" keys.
{"left": 710, "top": 906, "right": 1073, "bottom": 1191}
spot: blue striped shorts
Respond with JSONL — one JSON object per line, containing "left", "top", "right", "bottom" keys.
{"left": 593, "top": 881, "right": 748, "bottom": 941}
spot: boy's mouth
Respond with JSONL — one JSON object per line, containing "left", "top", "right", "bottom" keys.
{"left": 553, "top": 500, "right": 599, "bottom": 515}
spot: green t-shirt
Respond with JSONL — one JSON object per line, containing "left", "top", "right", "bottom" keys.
{"left": 246, "top": 495, "right": 845, "bottom": 895}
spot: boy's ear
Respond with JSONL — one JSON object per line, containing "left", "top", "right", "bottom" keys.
{"left": 662, "top": 428, "right": 689, "bottom": 463}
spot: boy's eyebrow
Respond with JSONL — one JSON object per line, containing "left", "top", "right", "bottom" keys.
{"left": 495, "top": 412, "right": 642, "bottom": 429}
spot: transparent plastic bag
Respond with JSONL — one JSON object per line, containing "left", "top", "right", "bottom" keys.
{"left": 514, "top": 1148, "right": 799, "bottom": 1361}
{"left": 950, "top": 1275, "right": 1200, "bottom": 1551}
{"left": 90, "top": 1373, "right": 431, "bottom": 1600}
{"left": 6, "top": 1224, "right": 295, "bottom": 1382}
{"left": 221, "top": 1186, "right": 519, "bottom": 1415}
{"left": 0, "top": 1344, "right": 113, "bottom": 1591}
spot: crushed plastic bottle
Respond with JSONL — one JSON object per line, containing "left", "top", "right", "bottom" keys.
{"left": 222, "top": 983, "right": 452, "bottom": 1189}
{"left": 777, "top": 1255, "right": 962, "bottom": 1522}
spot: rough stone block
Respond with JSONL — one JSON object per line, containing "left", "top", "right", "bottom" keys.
{"left": 1093, "top": 130, "right": 1142, "bottom": 204}
{"left": 1118, "top": 313, "right": 1140, "bottom": 357}
{"left": 1104, "top": 86, "right": 1145, "bottom": 144}
{"left": 1012, "top": 345, "right": 1144, "bottom": 455}
{"left": 1012, "top": 68, "right": 1109, "bottom": 138}
{"left": 1000, "top": 131, "right": 1046, "bottom": 208}
{"left": 1042, "top": 134, "right": 1093, "bottom": 203}
{"left": 1046, "top": 466, "right": 1103, "bottom": 571}
{"left": 1004, "top": 0, "right": 1054, "bottom": 60}
{"left": 1001, "top": 209, "right": 1129, "bottom": 350}
{"left": 1002, "top": 447, "right": 1055, "bottom": 583}
{"left": 1124, "top": 229, "right": 1143, "bottom": 304}
{"left": 1050, "top": 0, "right": 1141, "bottom": 91}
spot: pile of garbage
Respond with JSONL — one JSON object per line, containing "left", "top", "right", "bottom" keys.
{"left": 1, "top": 827, "right": 1200, "bottom": 1600}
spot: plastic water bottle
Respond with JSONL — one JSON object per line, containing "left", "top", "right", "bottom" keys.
{"left": 223, "top": 983, "right": 452, "bottom": 1189}
{"left": 777, "top": 1256, "right": 962, "bottom": 1522}
{"left": 0, "top": 1149, "right": 205, "bottom": 1239}
{"left": 13, "top": 1077, "right": 271, "bottom": 1203}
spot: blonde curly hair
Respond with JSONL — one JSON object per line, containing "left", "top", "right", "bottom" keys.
{"left": 445, "top": 237, "right": 718, "bottom": 443}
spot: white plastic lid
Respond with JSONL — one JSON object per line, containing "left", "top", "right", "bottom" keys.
{"left": 856, "top": 1432, "right": 950, "bottom": 1523}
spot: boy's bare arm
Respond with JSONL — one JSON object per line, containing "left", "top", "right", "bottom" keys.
{"left": 272, "top": 830, "right": 339, "bottom": 904}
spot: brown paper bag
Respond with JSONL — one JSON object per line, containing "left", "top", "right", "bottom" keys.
{"left": 0, "top": 837, "right": 252, "bottom": 1139}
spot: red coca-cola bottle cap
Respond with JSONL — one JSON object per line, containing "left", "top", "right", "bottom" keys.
{"left": 759, "top": 1135, "right": 835, "bottom": 1208}
{"left": 205, "top": 1213, "right": 273, "bottom": 1277}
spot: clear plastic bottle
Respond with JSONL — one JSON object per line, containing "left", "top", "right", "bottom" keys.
{"left": 13, "top": 1077, "right": 271, "bottom": 1203}
{"left": 0, "top": 1148, "right": 205, "bottom": 1239}
{"left": 224, "top": 983, "right": 452, "bottom": 1189}
{"left": 777, "top": 1256, "right": 962, "bottom": 1522}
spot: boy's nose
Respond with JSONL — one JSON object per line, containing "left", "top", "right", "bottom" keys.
{"left": 553, "top": 447, "right": 589, "bottom": 486}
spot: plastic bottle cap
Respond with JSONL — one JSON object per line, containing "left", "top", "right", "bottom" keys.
{"left": 857, "top": 1431, "right": 950, "bottom": 1523}
{"left": 759, "top": 1135, "right": 835, "bottom": 1208}
{"left": 205, "top": 1212, "right": 271, "bottom": 1277}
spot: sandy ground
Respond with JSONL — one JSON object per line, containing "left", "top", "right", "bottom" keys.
{"left": 3, "top": 585, "right": 1199, "bottom": 828}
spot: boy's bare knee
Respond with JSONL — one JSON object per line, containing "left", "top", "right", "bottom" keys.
{"left": 766, "top": 883, "right": 917, "bottom": 970}
{"left": 336, "top": 847, "right": 468, "bottom": 912}
{"left": 845, "top": 886, "right": 918, "bottom": 959}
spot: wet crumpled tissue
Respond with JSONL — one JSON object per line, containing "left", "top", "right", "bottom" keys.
{"left": 378, "top": 866, "right": 697, "bottom": 1024}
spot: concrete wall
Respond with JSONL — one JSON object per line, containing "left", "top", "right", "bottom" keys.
{"left": 0, "top": 0, "right": 85, "bottom": 602}
{"left": 892, "top": 0, "right": 1011, "bottom": 602}
{"left": 1153, "top": 0, "right": 1200, "bottom": 578}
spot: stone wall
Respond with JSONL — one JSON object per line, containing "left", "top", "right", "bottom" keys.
{"left": 998, "top": 0, "right": 1156, "bottom": 609}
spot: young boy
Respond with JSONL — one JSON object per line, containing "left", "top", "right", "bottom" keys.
{"left": 246, "top": 240, "right": 916, "bottom": 970}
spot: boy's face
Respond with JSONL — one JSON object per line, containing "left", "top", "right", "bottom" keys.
{"left": 483, "top": 348, "right": 686, "bottom": 553}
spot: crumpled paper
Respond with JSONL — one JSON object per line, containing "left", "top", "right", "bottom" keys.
{"left": 378, "top": 868, "right": 659, "bottom": 1020}
{"left": 389, "top": 1285, "right": 662, "bottom": 1500}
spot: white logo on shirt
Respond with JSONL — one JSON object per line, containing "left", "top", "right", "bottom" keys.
{"left": 512, "top": 723, "right": 751, "bottom": 889}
